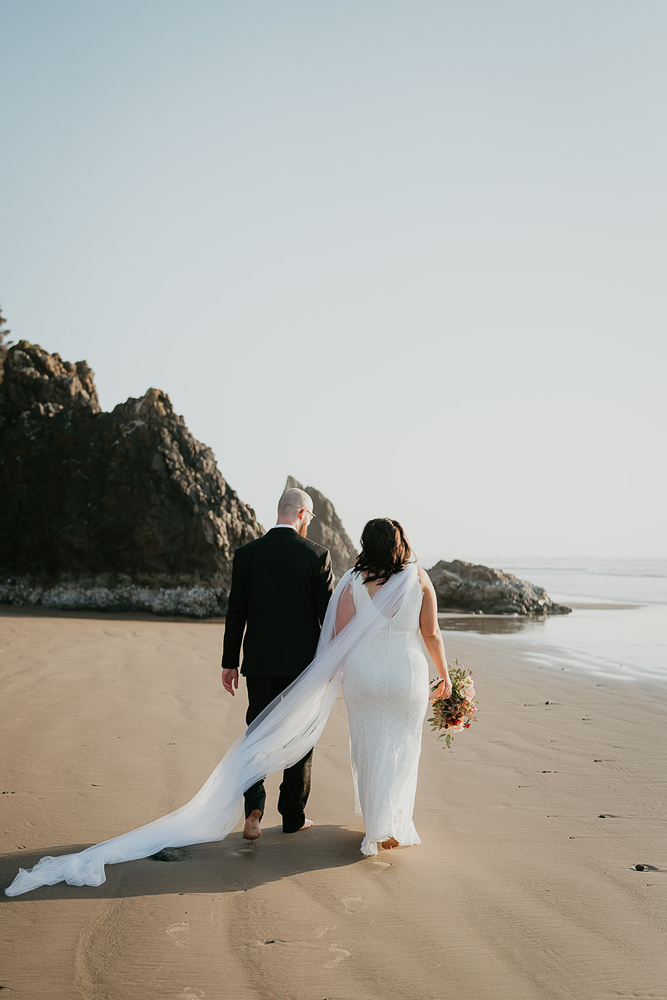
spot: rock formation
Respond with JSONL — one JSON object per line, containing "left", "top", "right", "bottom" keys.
{"left": 0, "top": 341, "right": 263, "bottom": 616}
{"left": 0, "top": 337, "right": 572, "bottom": 620}
{"left": 285, "top": 476, "right": 357, "bottom": 579}
{"left": 427, "top": 559, "right": 571, "bottom": 616}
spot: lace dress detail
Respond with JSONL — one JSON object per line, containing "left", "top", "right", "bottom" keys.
{"left": 342, "top": 570, "right": 430, "bottom": 855}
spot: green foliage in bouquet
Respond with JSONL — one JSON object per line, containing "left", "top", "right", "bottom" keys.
{"left": 428, "top": 660, "right": 478, "bottom": 749}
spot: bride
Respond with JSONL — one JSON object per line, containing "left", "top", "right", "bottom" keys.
{"left": 338, "top": 518, "right": 452, "bottom": 855}
{"left": 5, "top": 519, "right": 451, "bottom": 896}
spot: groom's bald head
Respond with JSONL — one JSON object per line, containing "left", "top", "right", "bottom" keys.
{"left": 277, "top": 488, "right": 313, "bottom": 523}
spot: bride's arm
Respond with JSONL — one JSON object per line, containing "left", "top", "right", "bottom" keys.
{"left": 334, "top": 579, "right": 356, "bottom": 635}
{"left": 418, "top": 567, "right": 452, "bottom": 699}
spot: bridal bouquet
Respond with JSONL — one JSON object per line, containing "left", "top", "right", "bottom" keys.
{"left": 429, "top": 660, "right": 478, "bottom": 749}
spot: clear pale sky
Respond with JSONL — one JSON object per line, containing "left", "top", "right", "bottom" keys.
{"left": 2, "top": 1, "right": 665, "bottom": 563}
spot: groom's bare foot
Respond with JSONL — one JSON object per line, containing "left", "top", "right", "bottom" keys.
{"left": 243, "top": 810, "right": 262, "bottom": 840}
{"left": 284, "top": 818, "right": 314, "bottom": 833}
{"left": 381, "top": 837, "right": 399, "bottom": 850}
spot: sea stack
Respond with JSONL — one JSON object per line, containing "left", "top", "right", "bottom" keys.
{"left": 285, "top": 476, "right": 357, "bottom": 579}
{"left": 0, "top": 341, "right": 263, "bottom": 616}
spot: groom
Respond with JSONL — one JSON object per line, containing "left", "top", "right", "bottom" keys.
{"left": 221, "top": 487, "right": 334, "bottom": 840}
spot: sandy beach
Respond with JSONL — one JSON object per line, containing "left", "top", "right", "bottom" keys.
{"left": 1, "top": 607, "right": 666, "bottom": 1000}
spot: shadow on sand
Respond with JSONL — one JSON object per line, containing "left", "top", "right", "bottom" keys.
{"left": 1, "top": 824, "right": 364, "bottom": 902}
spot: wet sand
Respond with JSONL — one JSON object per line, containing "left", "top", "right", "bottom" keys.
{"left": 1, "top": 609, "right": 666, "bottom": 999}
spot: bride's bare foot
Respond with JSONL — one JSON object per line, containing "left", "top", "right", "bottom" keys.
{"left": 381, "top": 837, "right": 399, "bottom": 850}
{"left": 243, "top": 809, "right": 262, "bottom": 840}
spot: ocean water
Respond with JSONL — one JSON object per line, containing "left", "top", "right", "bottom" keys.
{"left": 489, "top": 557, "right": 667, "bottom": 606}
{"left": 438, "top": 557, "right": 667, "bottom": 686}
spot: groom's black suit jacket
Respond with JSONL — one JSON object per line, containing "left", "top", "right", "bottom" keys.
{"left": 221, "top": 527, "right": 334, "bottom": 678}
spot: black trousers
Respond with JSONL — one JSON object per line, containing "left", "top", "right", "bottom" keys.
{"left": 243, "top": 675, "right": 313, "bottom": 833}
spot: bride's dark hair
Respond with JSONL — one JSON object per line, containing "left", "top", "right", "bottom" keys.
{"left": 353, "top": 518, "right": 413, "bottom": 584}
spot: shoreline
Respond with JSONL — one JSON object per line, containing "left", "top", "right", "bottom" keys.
{"left": 441, "top": 597, "right": 667, "bottom": 688}
{"left": 1, "top": 610, "right": 666, "bottom": 998}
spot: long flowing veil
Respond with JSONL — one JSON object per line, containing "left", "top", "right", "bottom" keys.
{"left": 5, "top": 564, "right": 419, "bottom": 896}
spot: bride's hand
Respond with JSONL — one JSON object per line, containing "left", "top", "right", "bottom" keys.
{"left": 430, "top": 675, "right": 452, "bottom": 701}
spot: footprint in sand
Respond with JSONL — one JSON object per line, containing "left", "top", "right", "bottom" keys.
{"left": 315, "top": 925, "right": 338, "bottom": 939}
{"left": 341, "top": 895, "right": 366, "bottom": 913}
{"left": 166, "top": 922, "right": 190, "bottom": 948}
{"left": 324, "top": 944, "right": 351, "bottom": 969}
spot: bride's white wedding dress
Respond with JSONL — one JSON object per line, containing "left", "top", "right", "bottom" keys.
{"left": 343, "top": 571, "right": 429, "bottom": 855}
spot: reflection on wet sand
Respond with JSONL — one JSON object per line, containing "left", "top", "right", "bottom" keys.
{"left": 438, "top": 614, "right": 548, "bottom": 635}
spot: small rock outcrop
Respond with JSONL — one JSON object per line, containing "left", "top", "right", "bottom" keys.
{"left": 0, "top": 341, "right": 263, "bottom": 616}
{"left": 427, "top": 559, "right": 571, "bottom": 616}
{"left": 285, "top": 476, "right": 357, "bottom": 579}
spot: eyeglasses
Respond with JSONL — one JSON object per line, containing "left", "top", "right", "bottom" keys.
{"left": 301, "top": 509, "right": 316, "bottom": 521}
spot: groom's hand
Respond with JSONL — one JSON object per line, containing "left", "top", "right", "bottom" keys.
{"left": 222, "top": 668, "right": 239, "bottom": 696}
